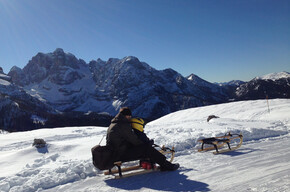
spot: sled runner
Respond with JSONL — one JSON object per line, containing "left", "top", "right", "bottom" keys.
{"left": 198, "top": 132, "right": 243, "bottom": 154}
{"left": 103, "top": 144, "right": 175, "bottom": 179}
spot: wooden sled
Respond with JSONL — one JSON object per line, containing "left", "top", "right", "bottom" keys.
{"left": 198, "top": 132, "right": 243, "bottom": 154}
{"left": 104, "top": 144, "right": 175, "bottom": 179}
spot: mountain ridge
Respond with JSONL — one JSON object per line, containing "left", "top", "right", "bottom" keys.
{"left": 1, "top": 48, "right": 289, "bottom": 131}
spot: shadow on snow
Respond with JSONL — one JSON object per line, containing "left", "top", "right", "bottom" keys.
{"left": 218, "top": 147, "right": 261, "bottom": 157}
{"left": 36, "top": 145, "right": 49, "bottom": 154}
{"left": 105, "top": 168, "right": 210, "bottom": 192}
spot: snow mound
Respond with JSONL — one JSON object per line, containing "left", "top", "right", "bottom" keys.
{"left": 147, "top": 99, "right": 290, "bottom": 151}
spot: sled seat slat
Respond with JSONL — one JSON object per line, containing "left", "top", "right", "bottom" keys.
{"left": 201, "top": 138, "right": 230, "bottom": 145}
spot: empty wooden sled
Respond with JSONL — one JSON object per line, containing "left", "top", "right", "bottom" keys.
{"left": 198, "top": 132, "right": 243, "bottom": 154}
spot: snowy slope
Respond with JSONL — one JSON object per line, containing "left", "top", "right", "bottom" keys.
{"left": 0, "top": 99, "right": 289, "bottom": 192}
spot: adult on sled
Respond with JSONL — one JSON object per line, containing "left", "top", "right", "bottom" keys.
{"left": 106, "top": 107, "right": 179, "bottom": 171}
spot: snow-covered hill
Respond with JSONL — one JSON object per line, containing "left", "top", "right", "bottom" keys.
{"left": 0, "top": 99, "right": 289, "bottom": 192}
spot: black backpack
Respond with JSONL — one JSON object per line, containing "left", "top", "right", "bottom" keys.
{"left": 91, "top": 145, "right": 114, "bottom": 170}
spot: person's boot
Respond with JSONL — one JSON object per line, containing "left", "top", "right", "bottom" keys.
{"left": 160, "top": 160, "right": 180, "bottom": 171}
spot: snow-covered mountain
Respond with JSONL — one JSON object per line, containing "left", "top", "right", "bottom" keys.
{"left": 0, "top": 99, "right": 289, "bottom": 191}
{"left": 235, "top": 71, "right": 290, "bottom": 100}
{"left": 8, "top": 48, "right": 96, "bottom": 112}
{"left": 215, "top": 80, "right": 245, "bottom": 87}
{"left": 8, "top": 49, "right": 229, "bottom": 121}
{"left": 89, "top": 57, "right": 229, "bottom": 119}
{"left": 1, "top": 48, "right": 289, "bottom": 131}
{"left": 187, "top": 74, "right": 229, "bottom": 101}
{"left": 0, "top": 74, "right": 111, "bottom": 132}
{"left": 0, "top": 70, "right": 56, "bottom": 131}
{"left": 255, "top": 71, "right": 290, "bottom": 81}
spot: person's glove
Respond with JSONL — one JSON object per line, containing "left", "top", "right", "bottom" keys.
{"left": 149, "top": 139, "right": 154, "bottom": 145}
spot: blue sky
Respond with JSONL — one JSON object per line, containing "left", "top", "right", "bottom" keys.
{"left": 0, "top": 0, "right": 289, "bottom": 82}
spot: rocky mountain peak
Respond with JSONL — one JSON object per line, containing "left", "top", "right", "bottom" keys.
{"left": 9, "top": 49, "right": 88, "bottom": 86}
{"left": 95, "top": 58, "right": 106, "bottom": 66}
{"left": 53, "top": 48, "right": 65, "bottom": 55}
{"left": 122, "top": 56, "right": 140, "bottom": 63}
{"left": 187, "top": 73, "right": 213, "bottom": 86}
{"left": 187, "top": 74, "right": 203, "bottom": 82}
{"left": 187, "top": 73, "right": 197, "bottom": 80}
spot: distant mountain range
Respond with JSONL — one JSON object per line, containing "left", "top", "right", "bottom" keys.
{"left": 1, "top": 49, "right": 289, "bottom": 131}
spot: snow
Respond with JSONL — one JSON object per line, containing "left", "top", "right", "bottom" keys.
{"left": 31, "top": 115, "right": 47, "bottom": 125}
{"left": 255, "top": 71, "right": 290, "bottom": 81}
{"left": 0, "top": 79, "right": 11, "bottom": 86}
{"left": 0, "top": 99, "right": 289, "bottom": 192}
{"left": 0, "top": 74, "right": 11, "bottom": 82}
{"left": 112, "top": 100, "right": 123, "bottom": 109}
{"left": 22, "top": 64, "right": 98, "bottom": 111}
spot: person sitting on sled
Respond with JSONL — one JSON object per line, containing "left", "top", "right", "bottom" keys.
{"left": 106, "top": 107, "right": 179, "bottom": 171}
{"left": 130, "top": 117, "right": 154, "bottom": 145}
{"left": 131, "top": 117, "right": 155, "bottom": 168}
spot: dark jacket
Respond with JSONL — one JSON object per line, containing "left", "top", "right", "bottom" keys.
{"left": 133, "top": 129, "right": 154, "bottom": 145}
{"left": 106, "top": 113, "right": 143, "bottom": 160}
